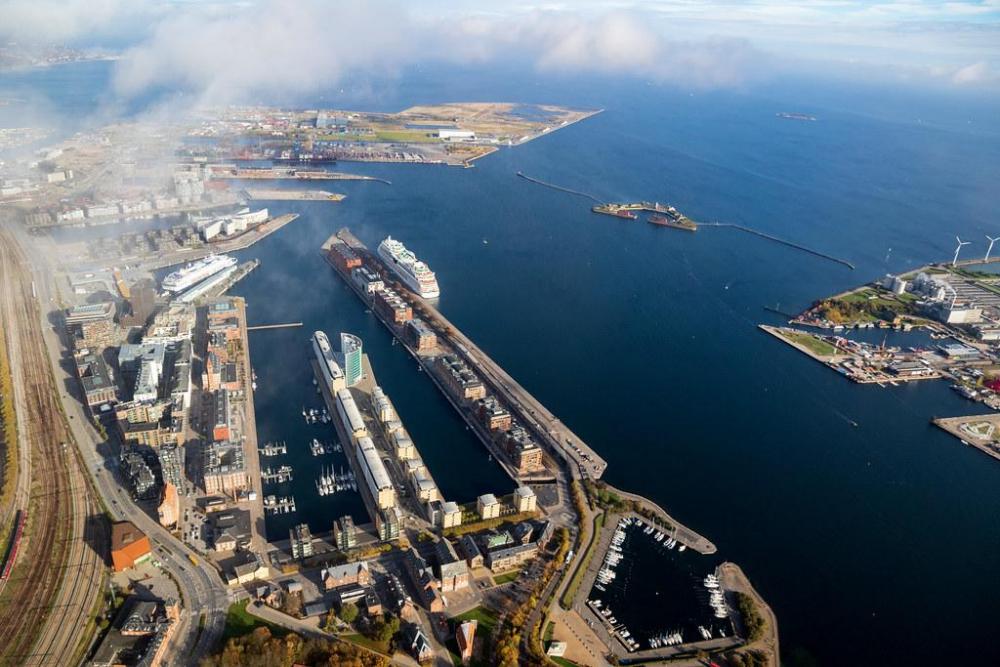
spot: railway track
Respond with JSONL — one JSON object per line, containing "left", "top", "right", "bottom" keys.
{"left": 0, "top": 231, "right": 105, "bottom": 666}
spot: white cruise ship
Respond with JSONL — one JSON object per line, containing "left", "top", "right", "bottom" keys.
{"left": 377, "top": 237, "right": 440, "bottom": 299}
{"left": 311, "top": 331, "right": 345, "bottom": 393}
{"left": 161, "top": 254, "right": 237, "bottom": 293}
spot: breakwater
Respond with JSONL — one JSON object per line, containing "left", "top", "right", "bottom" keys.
{"left": 516, "top": 171, "right": 603, "bottom": 204}
{"left": 703, "top": 222, "right": 855, "bottom": 270}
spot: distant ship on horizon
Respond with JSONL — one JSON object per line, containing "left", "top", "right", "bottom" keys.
{"left": 377, "top": 236, "right": 440, "bottom": 299}
{"left": 776, "top": 112, "right": 817, "bottom": 122}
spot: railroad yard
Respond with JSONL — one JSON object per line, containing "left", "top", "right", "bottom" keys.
{"left": 0, "top": 230, "right": 106, "bottom": 667}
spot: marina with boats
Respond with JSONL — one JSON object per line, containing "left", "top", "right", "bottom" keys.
{"left": 263, "top": 495, "right": 297, "bottom": 514}
{"left": 261, "top": 465, "right": 293, "bottom": 484}
{"left": 308, "top": 438, "right": 342, "bottom": 456}
{"left": 301, "top": 404, "right": 331, "bottom": 424}
{"left": 260, "top": 441, "right": 287, "bottom": 457}
{"left": 314, "top": 465, "right": 357, "bottom": 496}
{"left": 581, "top": 514, "right": 738, "bottom": 658}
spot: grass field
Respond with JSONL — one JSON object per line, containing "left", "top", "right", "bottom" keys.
{"left": 456, "top": 606, "right": 499, "bottom": 637}
{"left": 343, "top": 633, "right": 392, "bottom": 655}
{"left": 223, "top": 601, "right": 289, "bottom": 641}
{"left": 783, "top": 331, "right": 838, "bottom": 358}
{"left": 373, "top": 129, "right": 439, "bottom": 143}
{"left": 560, "top": 512, "right": 605, "bottom": 609}
{"left": 450, "top": 607, "right": 500, "bottom": 667}
{"left": 551, "top": 657, "right": 580, "bottom": 667}
{"left": 493, "top": 570, "right": 521, "bottom": 585}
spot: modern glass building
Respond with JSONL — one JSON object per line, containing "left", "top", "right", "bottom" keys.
{"left": 340, "top": 332, "right": 363, "bottom": 387}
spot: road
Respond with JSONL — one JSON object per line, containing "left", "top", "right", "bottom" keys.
{"left": 9, "top": 225, "right": 232, "bottom": 665}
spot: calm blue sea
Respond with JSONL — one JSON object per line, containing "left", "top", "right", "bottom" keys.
{"left": 5, "top": 60, "right": 1000, "bottom": 667}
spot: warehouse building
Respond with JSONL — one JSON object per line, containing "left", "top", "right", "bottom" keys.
{"left": 336, "top": 388, "right": 368, "bottom": 440}
{"left": 356, "top": 436, "right": 396, "bottom": 509}
{"left": 406, "top": 318, "right": 437, "bottom": 352}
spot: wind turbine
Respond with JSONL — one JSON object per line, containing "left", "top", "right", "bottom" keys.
{"left": 953, "top": 236, "right": 970, "bottom": 266}
{"left": 986, "top": 235, "right": 1000, "bottom": 262}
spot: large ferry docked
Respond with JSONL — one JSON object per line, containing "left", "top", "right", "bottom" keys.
{"left": 377, "top": 236, "right": 440, "bottom": 299}
{"left": 161, "top": 254, "right": 237, "bottom": 293}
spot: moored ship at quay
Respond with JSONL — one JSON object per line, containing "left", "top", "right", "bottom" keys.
{"left": 377, "top": 236, "right": 441, "bottom": 299}
{"left": 161, "top": 254, "right": 237, "bottom": 293}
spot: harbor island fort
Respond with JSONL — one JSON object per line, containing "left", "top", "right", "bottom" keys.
{"left": 0, "top": 101, "right": 777, "bottom": 667}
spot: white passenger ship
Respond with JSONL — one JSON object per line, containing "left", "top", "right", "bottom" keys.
{"left": 377, "top": 236, "right": 440, "bottom": 299}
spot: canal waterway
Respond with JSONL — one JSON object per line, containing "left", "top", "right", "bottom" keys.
{"left": 5, "top": 60, "right": 1000, "bottom": 666}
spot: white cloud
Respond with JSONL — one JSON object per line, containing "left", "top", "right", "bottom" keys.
{"left": 110, "top": 3, "right": 765, "bottom": 104}
{"left": 950, "top": 60, "right": 997, "bottom": 85}
{"left": 0, "top": 0, "right": 162, "bottom": 45}
{"left": 1, "top": 0, "right": 997, "bottom": 99}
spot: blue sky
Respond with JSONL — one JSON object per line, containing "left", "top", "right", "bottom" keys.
{"left": 1, "top": 1, "right": 998, "bottom": 97}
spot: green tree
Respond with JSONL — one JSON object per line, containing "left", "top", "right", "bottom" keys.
{"left": 338, "top": 602, "right": 359, "bottom": 625}
{"left": 364, "top": 614, "right": 400, "bottom": 644}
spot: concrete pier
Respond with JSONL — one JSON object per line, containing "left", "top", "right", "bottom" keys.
{"left": 325, "top": 229, "right": 602, "bottom": 481}
{"left": 233, "top": 297, "right": 266, "bottom": 549}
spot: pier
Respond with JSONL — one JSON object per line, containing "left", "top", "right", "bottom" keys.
{"left": 260, "top": 441, "right": 287, "bottom": 456}
{"left": 310, "top": 356, "right": 412, "bottom": 529}
{"left": 933, "top": 414, "right": 1000, "bottom": 463}
{"left": 194, "top": 259, "right": 259, "bottom": 301}
{"left": 516, "top": 171, "right": 603, "bottom": 204}
{"left": 263, "top": 495, "right": 297, "bottom": 514}
{"left": 326, "top": 228, "right": 606, "bottom": 482}
{"left": 261, "top": 465, "right": 294, "bottom": 484}
{"left": 247, "top": 322, "right": 304, "bottom": 331}
{"left": 704, "top": 222, "right": 855, "bottom": 269}
{"left": 243, "top": 188, "right": 346, "bottom": 202}
{"left": 208, "top": 164, "right": 391, "bottom": 185}
{"left": 131, "top": 213, "right": 300, "bottom": 272}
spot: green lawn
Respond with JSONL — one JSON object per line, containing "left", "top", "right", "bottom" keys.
{"left": 223, "top": 600, "right": 288, "bottom": 641}
{"left": 493, "top": 570, "right": 521, "bottom": 585}
{"left": 343, "top": 633, "right": 392, "bottom": 655}
{"left": 560, "top": 512, "right": 606, "bottom": 609}
{"left": 551, "top": 657, "right": 580, "bottom": 667}
{"left": 840, "top": 289, "right": 876, "bottom": 304}
{"left": 455, "top": 606, "right": 499, "bottom": 637}
{"left": 451, "top": 607, "right": 500, "bottom": 667}
{"left": 373, "top": 129, "right": 439, "bottom": 143}
{"left": 783, "top": 332, "right": 838, "bottom": 358}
